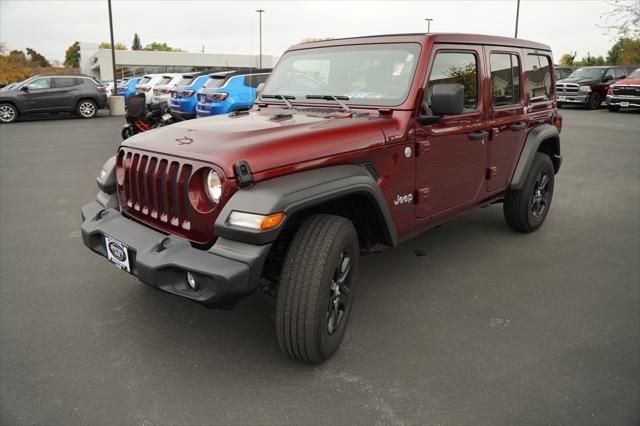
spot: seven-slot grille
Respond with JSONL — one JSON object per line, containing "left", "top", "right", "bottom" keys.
{"left": 557, "top": 83, "right": 579, "bottom": 94}
{"left": 612, "top": 85, "right": 640, "bottom": 97}
{"left": 119, "top": 150, "right": 193, "bottom": 231}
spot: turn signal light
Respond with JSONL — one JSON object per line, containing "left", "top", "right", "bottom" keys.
{"left": 228, "top": 211, "right": 286, "bottom": 231}
{"left": 180, "top": 90, "right": 195, "bottom": 96}
{"left": 607, "top": 87, "right": 613, "bottom": 96}
{"left": 207, "top": 92, "right": 229, "bottom": 101}
{"left": 554, "top": 115, "right": 562, "bottom": 132}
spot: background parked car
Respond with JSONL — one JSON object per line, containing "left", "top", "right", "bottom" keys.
{"left": 151, "top": 73, "right": 194, "bottom": 105}
{"left": 554, "top": 66, "right": 575, "bottom": 81}
{"left": 196, "top": 69, "right": 271, "bottom": 117}
{"left": 169, "top": 73, "right": 210, "bottom": 118}
{"left": 136, "top": 74, "right": 177, "bottom": 104}
{"left": 557, "top": 65, "right": 632, "bottom": 109}
{"left": 116, "top": 76, "right": 142, "bottom": 98}
{"left": 0, "top": 74, "right": 108, "bottom": 123}
{"left": 606, "top": 67, "right": 640, "bottom": 111}
{"left": 102, "top": 79, "right": 120, "bottom": 97}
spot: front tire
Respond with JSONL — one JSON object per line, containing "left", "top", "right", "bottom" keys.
{"left": 0, "top": 103, "right": 18, "bottom": 123}
{"left": 276, "top": 214, "right": 359, "bottom": 363}
{"left": 504, "top": 153, "right": 555, "bottom": 232}
{"left": 587, "top": 93, "right": 602, "bottom": 110}
{"left": 77, "top": 99, "right": 97, "bottom": 118}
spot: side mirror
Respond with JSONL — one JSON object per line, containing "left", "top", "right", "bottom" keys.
{"left": 431, "top": 84, "right": 464, "bottom": 116}
{"left": 20, "top": 86, "right": 29, "bottom": 92}
{"left": 603, "top": 75, "right": 614, "bottom": 82}
{"left": 256, "top": 82, "right": 265, "bottom": 97}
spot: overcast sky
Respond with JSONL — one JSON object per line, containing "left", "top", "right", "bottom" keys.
{"left": 0, "top": 0, "right": 622, "bottom": 63}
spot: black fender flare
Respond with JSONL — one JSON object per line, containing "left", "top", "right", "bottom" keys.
{"left": 510, "top": 124, "right": 561, "bottom": 190}
{"left": 214, "top": 165, "right": 397, "bottom": 246}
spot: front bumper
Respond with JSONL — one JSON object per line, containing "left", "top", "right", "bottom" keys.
{"left": 557, "top": 93, "right": 589, "bottom": 104}
{"left": 607, "top": 95, "right": 640, "bottom": 108}
{"left": 81, "top": 198, "right": 271, "bottom": 308}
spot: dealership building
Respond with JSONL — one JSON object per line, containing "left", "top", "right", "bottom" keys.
{"left": 79, "top": 43, "right": 276, "bottom": 80}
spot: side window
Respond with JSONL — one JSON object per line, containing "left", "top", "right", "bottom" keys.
{"left": 490, "top": 53, "right": 521, "bottom": 107}
{"left": 614, "top": 68, "right": 626, "bottom": 79}
{"left": 604, "top": 69, "right": 616, "bottom": 81}
{"left": 244, "top": 74, "right": 268, "bottom": 88}
{"left": 525, "top": 54, "right": 552, "bottom": 102}
{"left": 26, "top": 78, "right": 51, "bottom": 90}
{"left": 53, "top": 78, "right": 78, "bottom": 88}
{"left": 427, "top": 51, "right": 478, "bottom": 112}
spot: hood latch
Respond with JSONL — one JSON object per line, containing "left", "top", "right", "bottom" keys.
{"left": 235, "top": 160, "right": 254, "bottom": 187}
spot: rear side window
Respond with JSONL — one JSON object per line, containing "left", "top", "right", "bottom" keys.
{"left": 525, "top": 54, "right": 552, "bottom": 102}
{"left": 204, "top": 76, "right": 227, "bottom": 88}
{"left": 490, "top": 53, "right": 521, "bottom": 107}
{"left": 244, "top": 73, "right": 269, "bottom": 88}
{"left": 53, "top": 77, "right": 80, "bottom": 88}
{"left": 26, "top": 78, "right": 51, "bottom": 89}
{"left": 614, "top": 68, "right": 626, "bottom": 79}
{"left": 427, "top": 51, "right": 478, "bottom": 111}
{"left": 177, "top": 76, "right": 195, "bottom": 86}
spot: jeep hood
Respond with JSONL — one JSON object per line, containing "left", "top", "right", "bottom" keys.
{"left": 121, "top": 110, "right": 392, "bottom": 177}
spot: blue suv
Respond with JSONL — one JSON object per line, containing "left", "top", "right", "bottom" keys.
{"left": 196, "top": 69, "right": 270, "bottom": 117}
{"left": 169, "top": 72, "right": 210, "bottom": 119}
{"left": 116, "top": 76, "right": 142, "bottom": 98}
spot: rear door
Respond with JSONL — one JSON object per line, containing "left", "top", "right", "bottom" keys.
{"left": 51, "top": 77, "right": 80, "bottom": 110}
{"left": 484, "top": 48, "right": 527, "bottom": 192}
{"left": 414, "top": 46, "right": 489, "bottom": 219}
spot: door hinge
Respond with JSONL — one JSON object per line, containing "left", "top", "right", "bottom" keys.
{"left": 416, "top": 140, "right": 431, "bottom": 156}
{"left": 486, "top": 166, "right": 498, "bottom": 179}
{"left": 416, "top": 187, "right": 430, "bottom": 203}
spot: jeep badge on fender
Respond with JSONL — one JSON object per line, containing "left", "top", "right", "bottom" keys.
{"left": 81, "top": 33, "right": 561, "bottom": 364}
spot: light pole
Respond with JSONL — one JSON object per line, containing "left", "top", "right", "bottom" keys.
{"left": 425, "top": 18, "right": 433, "bottom": 34}
{"left": 107, "top": 0, "right": 117, "bottom": 91}
{"left": 514, "top": 0, "right": 521, "bottom": 38}
{"left": 256, "top": 9, "right": 265, "bottom": 68}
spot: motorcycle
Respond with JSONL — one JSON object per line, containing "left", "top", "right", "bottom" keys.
{"left": 121, "top": 93, "right": 183, "bottom": 140}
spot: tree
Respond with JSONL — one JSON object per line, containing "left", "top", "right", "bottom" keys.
{"left": 25, "top": 47, "right": 50, "bottom": 67}
{"left": 576, "top": 52, "right": 607, "bottom": 67}
{"left": 132, "top": 33, "right": 142, "bottom": 50}
{"left": 64, "top": 41, "right": 81, "bottom": 67}
{"left": 0, "top": 42, "right": 6, "bottom": 55}
{"left": 98, "top": 42, "right": 127, "bottom": 50}
{"left": 607, "top": 37, "right": 640, "bottom": 64}
{"left": 558, "top": 52, "right": 577, "bottom": 66}
{"left": 600, "top": 0, "right": 640, "bottom": 38}
{"left": 143, "top": 42, "right": 183, "bottom": 52}
{"left": 7, "top": 50, "right": 28, "bottom": 65}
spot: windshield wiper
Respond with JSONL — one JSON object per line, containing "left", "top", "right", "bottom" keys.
{"left": 305, "top": 95, "right": 352, "bottom": 113}
{"left": 262, "top": 94, "right": 296, "bottom": 109}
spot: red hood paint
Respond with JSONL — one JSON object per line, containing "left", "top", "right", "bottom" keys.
{"left": 121, "top": 110, "right": 392, "bottom": 178}
{"left": 613, "top": 77, "right": 640, "bottom": 86}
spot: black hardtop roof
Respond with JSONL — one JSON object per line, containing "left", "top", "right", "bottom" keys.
{"left": 208, "top": 68, "right": 272, "bottom": 78}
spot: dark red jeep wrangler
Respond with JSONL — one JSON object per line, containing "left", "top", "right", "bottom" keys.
{"left": 82, "top": 33, "right": 562, "bottom": 363}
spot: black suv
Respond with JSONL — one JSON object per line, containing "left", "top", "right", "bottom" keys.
{"left": 0, "top": 74, "right": 108, "bottom": 123}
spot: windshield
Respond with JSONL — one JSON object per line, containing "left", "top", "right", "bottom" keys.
{"left": 569, "top": 68, "right": 605, "bottom": 79}
{"left": 630, "top": 69, "right": 640, "bottom": 78}
{"left": 261, "top": 43, "right": 421, "bottom": 107}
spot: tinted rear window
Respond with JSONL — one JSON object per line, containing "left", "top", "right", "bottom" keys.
{"left": 176, "top": 76, "right": 195, "bottom": 86}
{"left": 157, "top": 76, "right": 172, "bottom": 86}
{"left": 244, "top": 73, "right": 269, "bottom": 88}
{"left": 53, "top": 77, "right": 81, "bottom": 88}
{"left": 204, "top": 76, "right": 227, "bottom": 88}
{"left": 139, "top": 77, "right": 152, "bottom": 85}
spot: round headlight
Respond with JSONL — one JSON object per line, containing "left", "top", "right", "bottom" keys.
{"left": 204, "top": 170, "right": 222, "bottom": 204}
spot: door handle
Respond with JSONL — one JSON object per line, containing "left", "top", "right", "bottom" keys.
{"left": 468, "top": 130, "right": 489, "bottom": 141}
{"left": 512, "top": 123, "right": 527, "bottom": 131}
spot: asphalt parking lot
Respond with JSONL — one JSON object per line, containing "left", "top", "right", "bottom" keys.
{"left": 0, "top": 108, "right": 638, "bottom": 425}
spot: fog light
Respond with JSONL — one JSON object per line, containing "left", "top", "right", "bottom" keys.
{"left": 186, "top": 272, "right": 198, "bottom": 290}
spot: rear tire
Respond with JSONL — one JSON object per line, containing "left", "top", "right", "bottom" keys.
{"left": 608, "top": 105, "right": 621, "bottom": 112}
{"left": 587, "top": 93, "right": 602, "bottom": 110}
{"left": 504, "top": 153, "right": 555, "bottom": 233}
{"left": 77, "top": 99, "right": 97, "bottom": 118}
{"left": 276, "top": 214, "right": 359, "bottom": 363}
{"left": 0, "top": 103, "right": 18, "bottom": 123}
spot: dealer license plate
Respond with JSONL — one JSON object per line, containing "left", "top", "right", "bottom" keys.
{"left": 105, "top": 235, "right": 131, "bottom": 272}
{"left": 621, "top": 102, "right": 629, "bottom": 107}
{"left": 558, "top": 96, "right": 566, "bottom": 101}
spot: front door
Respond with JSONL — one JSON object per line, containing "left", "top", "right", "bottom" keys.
{"left": 20, "top": 77, "right": 54, "bottom": 112}
{"left": 415, "top": 47, "right": 489, "bottom": 219}
{"left": 485, "top": 49, "right": 528, "bottom": 192}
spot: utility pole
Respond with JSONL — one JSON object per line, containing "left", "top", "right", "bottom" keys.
{"left": 257, "top": 9, "right": 265, "bottom": 68}
{"left": 425, "top": 18, "right": 433, "bottom": 34}
{"left": 107, "top": 0, "right": 117, "bottom": 89}
{"left": 514, "top": 0, "right": 521, "bottom": 38}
